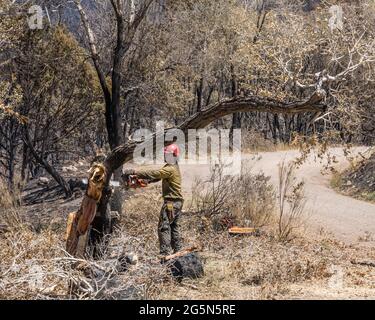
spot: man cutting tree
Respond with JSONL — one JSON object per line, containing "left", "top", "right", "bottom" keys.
{"left": 122, "top": 144, "right": 184, "bottom": 257}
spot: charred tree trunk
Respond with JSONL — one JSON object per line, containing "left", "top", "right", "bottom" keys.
{"left": 21, "top": 142, "right": 29, "bottom": 183}
{"left": 206, "top": 86, "right": 214, "bottom": 106}
{"left": 273, "top": 114, "right": 281, "bottom": 143}
{"left": 23, "top": 126, "right": 72, "bottom": 198}
{"left": 196, "top": 77, "right": 204, "bottom": 112}
{"left": 230, "top": 65, "right": 240, "bottom": 149}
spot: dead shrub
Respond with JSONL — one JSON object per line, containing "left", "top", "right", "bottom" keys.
{"left": 276, "top": 161, "right": 307, "bottom": 242}
{"left": 230, "top": 171, "right": 276, "bottom": 227}
{"left": 190, "top": 163, "right": 276, "bottom": 230}
{"left": 190, "top": 160, "right": 307, "bottom": 241}
{"left": 191, "top": 164, "right": 236, "bottom": 230}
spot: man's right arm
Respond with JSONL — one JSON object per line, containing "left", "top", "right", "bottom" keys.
{"left": 122, "top": 167, "right": 172, "bottom": 182}
{"left": 136, "top": 167, "right": 172, "bottom": 181}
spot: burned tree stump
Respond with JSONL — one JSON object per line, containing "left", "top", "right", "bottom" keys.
{"left": 65, "top": 163, "right": 107, "bottom": 257}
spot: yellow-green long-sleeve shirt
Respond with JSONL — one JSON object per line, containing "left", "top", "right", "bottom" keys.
{"left": 137, "top": 164, "right": 183, "bottom": 201}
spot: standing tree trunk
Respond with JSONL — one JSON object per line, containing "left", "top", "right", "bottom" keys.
{"left": 196, "top": 77, "right": 204, "bottom": 112}
{"left": 230, "top": 65, "right": 240, "bottom": 148}
{"left": 21, "top": 142, "right": 29, "bottom": 183}
{"left": 74, "top": 0, "right": 154, "bottom": 254}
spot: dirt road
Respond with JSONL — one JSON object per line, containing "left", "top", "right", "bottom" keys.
{"left": 179, "top": 147, "right": 375, "bottom": 244}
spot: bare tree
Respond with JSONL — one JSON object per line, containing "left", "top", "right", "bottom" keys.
{"left": 74, "top": 0, "right": 154, "bottom": 150}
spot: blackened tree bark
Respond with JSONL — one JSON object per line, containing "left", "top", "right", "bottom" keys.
{"left": 23, "top": 126, "right": 72, "bottom": 198}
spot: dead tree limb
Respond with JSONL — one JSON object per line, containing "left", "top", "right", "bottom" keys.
{"left": 351, "top": 260, "right": 375, "bottom": 268}
{"left": 74, "top": 0, "right": 111, "bottom": 110}
{"left": 104, "top": 90, "right": 326, "bottom": 171}
{"left": 163, "top": 245, "right": 202, "bottom": 262}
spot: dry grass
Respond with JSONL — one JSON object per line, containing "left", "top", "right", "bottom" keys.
{"left": 157, "top": 212, "right": 372, "bottom": 299}
{"left": 0, "top": 180, "right": 174, "bottom": 300}
{"left": 0, "top": 181, "right": 73, "bottom": 300}
{"left": 0, "top": 220, "right": 173, "bottom": 300}
{"left": 156, "top": 161, "right": 372, "bottom": 299}
{"left": 0, "top": 226, "right": 69, "bottom": 299}
{"left": 1, "top": 173, "right": 375, "bottom": 300}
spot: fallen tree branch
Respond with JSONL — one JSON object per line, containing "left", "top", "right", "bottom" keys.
{"left": 163, "top": 245, "right": 202, "bottom": 262}
{"left": 351, "top": 260, "right": 375, "bottom": 268}
{"left": 104, "top": 91, "right": 326, "bottom": 172}
{"left": 228, "top": 227, "right": 259, "bottom": 235}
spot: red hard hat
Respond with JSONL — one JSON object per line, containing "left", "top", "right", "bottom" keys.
{"left": 164, "top": 144, "right": 180, "bottom": 157}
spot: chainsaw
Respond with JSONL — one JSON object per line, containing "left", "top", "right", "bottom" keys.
{"left": 123, "top": 174, "right": 149, "bottom": 189}
{"left": 81, "top": 174, "right": 149, "bottom": 189}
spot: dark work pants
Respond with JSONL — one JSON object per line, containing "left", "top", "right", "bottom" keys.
{"left": 158, "top": 199, "right": 183, "bottom": 256}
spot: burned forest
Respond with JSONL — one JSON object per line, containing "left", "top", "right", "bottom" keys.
{"left": 1, "top": 0, "right": 375, "bottom": 303}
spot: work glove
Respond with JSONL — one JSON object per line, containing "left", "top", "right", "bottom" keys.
{"left": 123, "top": 169, "right": 136, "bottom": 176}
